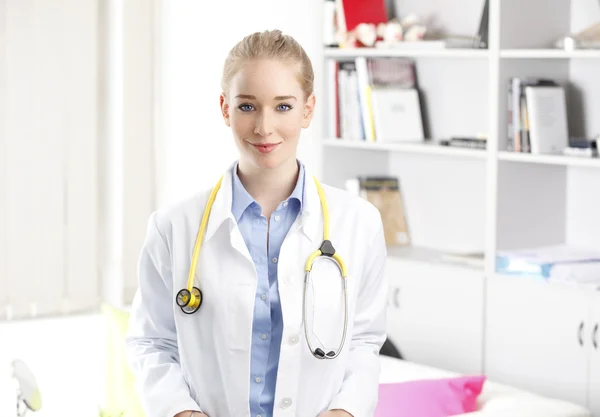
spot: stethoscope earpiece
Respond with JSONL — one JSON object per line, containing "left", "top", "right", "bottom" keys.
{"left": 313, "top": 348, "right": 337, "bottom": 359}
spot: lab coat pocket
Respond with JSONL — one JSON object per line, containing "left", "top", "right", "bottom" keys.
{"left": 226, "top": 282, "right": 255, "bottom": 351}
{"left": 304, "top": 257, "right": 347, "bottom": 353}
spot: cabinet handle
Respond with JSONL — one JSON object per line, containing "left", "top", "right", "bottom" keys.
{"left": 578, "top": 321, "right": 584, "bottom": 347}
{"left": 593, "top": 323, "right": 598, "bottom": 350}
{"left": 393, "top": 288, "right": 400, "bottom": 308}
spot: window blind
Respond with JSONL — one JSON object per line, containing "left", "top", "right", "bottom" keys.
{"left": 1, "top": 0, "right": 100, "bottom": 320}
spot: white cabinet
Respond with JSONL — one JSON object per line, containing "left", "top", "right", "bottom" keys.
{"left": 385, "top": 250, "right": 485, "bottom": 375}
{"left": 588, "top": 292, "right": 600, "bottom": 417}
{"left": 485, "top": 274, "right": 591, "bottom": 408}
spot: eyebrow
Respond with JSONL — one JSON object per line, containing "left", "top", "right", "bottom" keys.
{"left": 235, "top": 94, "right": 297, "bottom": 101}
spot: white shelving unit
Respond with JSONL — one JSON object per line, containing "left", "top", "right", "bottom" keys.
{"left": 319, "top": 0, "right": 600, "bottom": 413}
{"left": 320, "top": 0, "right": 600, "bottom": 275}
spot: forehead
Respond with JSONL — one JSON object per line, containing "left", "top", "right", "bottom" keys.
{"left": 230, "top": 59, "right": 303, "bottom": 97}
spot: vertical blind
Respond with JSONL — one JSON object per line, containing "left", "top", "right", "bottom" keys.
{"left": 0, "top": 0, "right": 100, "bottom": 320}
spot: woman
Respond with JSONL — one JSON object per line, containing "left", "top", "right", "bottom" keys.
{"left": 126, "top": 29, "right": 388, "bottom": 417}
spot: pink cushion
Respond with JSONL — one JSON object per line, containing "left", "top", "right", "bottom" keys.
{"left": 374, "top": 375, "right": 486, "bottom": 417}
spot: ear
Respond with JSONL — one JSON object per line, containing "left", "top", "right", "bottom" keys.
{"left": 301, "top": 93, "right": 316, "bottom": 129}
{"left": 220, "top": 93, "right": 230, "bottom": 127}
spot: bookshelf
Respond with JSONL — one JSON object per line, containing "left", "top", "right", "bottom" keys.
{"left": 319, "top": 0, "right": 600, "bottom": 277}
{"left": 319, "top": 0, "right": 600, "bottom": 411}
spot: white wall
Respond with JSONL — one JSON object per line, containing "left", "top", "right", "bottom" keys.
{"left": 98, "top": 0, "right": 158, "bottom": 308}
{"left": 158, "top": 0, "right": 324, "bottom": 206}
{"left": 393, "top": 0, "right": 487, "bottom": 37}
{"left": 0, "top": 314, "right": 104, "bottom": 417}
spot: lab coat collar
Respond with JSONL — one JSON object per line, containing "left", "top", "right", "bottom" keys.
{"left": 203, "top": 160, "right": 321, "bottom": 244}
{"left": 296, "top": 165, "right": 321, "bottom": 243}
{"left": 203, "top": 162, "right": 237, "bottom": 242}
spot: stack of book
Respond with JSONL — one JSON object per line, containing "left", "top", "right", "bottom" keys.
{"left": 507, "top": 77, "right": 569, "bottom": 154}
{"left": 327, "top": 57, "right": 425, "bottom": 143}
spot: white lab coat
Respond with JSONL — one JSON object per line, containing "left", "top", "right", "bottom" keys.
{"left": 125, "top": 162, "right": 388, "bottom": 417}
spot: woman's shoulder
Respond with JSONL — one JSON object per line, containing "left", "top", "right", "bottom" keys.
{"left": 150, "top": 187, "right": 214, "bottom": 237}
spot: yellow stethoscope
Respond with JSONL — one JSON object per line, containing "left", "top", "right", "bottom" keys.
{"left": 176, "top": 175, "right": 349, "bottom": 359}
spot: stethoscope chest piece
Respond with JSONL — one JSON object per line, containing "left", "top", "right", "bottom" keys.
{"left": 177, "top": 286, "right": 203, "bottom": 314}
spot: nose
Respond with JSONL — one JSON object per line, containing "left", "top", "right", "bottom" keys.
{"left": 254, "top": 110, "right": 274, "bottom": 137}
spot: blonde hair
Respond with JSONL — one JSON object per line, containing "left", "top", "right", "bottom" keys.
{"left": 221, "top": 29, "right": 314, "bottom": 100}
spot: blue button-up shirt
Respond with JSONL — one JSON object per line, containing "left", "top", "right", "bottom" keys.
{"left": 231, "top": 161, "right": 305, "bottom": 417}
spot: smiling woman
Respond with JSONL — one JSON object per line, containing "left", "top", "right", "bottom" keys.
{"left": 218, "top": 33, "right": 316, "bottom": 220}
{"left": 126, "top": 29, "right": 388, "bottom": 417}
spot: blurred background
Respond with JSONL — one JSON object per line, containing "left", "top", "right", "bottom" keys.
{"left": 2, "top": 0, "right": 600, "bottom": 416}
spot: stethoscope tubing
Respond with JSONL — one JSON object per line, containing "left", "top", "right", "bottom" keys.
{"left": 178, "top": 173, "right": 349, "bottom": 360}
{"left": 303, "top": 256, "right": 348, "bottom": 360}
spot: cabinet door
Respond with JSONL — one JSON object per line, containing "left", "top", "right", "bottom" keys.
{"left": 588, "top": 292, "right": 600, "bottom": 417}
{"left": 485, "top": 274, "right": 589, "bottom": 407}
{"left": 385, "top": 257, "right": 484, "bottom": 375}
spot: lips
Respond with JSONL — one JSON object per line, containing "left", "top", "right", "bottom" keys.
{"left": 251, "top": 142, "right": 280, "bottom": 154}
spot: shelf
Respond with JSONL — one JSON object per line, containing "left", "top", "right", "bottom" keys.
{"left": 492, "top": 272, "right": 600, "bottom": 292}
{"left": 324, "top": 47, "right": 489, "bottom": 59}
{"left": 387, "top": 246, "right": 485, "bottom": 272}
{"left": 500, "top": 49, "right": 600, "bottom": 59}
{"left": 323, "top": 138, "right": 487, "bottom": 159}
{"left": 498, "top": 151, "right": 600, "bottom": 168}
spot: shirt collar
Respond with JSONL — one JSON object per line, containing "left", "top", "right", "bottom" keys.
{"left": 231, "top": 160, "right": 305, "bottom": 222}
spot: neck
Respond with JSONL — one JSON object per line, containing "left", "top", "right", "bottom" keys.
{"left": 237, "top": 157, "right": 300, "bottom": 215}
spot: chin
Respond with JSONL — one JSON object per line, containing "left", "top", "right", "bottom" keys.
{"left": 251, "top": 155, "right": 286, "bottom": 170}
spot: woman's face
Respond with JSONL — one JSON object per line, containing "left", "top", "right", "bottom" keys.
{"left": 220, "top": 59, "right": 315, "bottom": 171}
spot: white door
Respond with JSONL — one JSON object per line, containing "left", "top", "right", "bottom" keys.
{"left": 485, "top": 274, "right": 589, "bottom": 407}
{"left": 588, "top": 291, "right": 600, "bottom": 417}
{"left": 385, "top": 255, "right": 484, "bottom": 375}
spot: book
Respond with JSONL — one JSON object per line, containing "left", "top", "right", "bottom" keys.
{"left": 355, "top": 176, "right": 410, "bottom": 246}
{"left": 370, "top": 88, "right": 424, "bottom": 142}
{"left": 508, "top": 77, "right": 558, "bottom": 152}
{"left": 336, "top": 0, "right": 388, "bottom": 33}
{"left": 525, "top": 85, "right": 569, "bottom": 154}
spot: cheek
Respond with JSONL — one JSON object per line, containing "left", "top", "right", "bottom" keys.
{"left": 230, "top": 114, "right": 254, "bottom": 135}
{"left": 279, "top": 113, "right": 304, "bottom": 137}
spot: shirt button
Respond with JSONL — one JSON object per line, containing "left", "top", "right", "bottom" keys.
{"left": 281, "top": 398, "right": 293, "bottom": 408}
{"left": 274, "top": 215, "right": 281, "bottom": 222}
{"left": 255, "top": 377, "right": 261, "bottom": 383}
{"left": 261, "top": 333, "right": 268, "bottom": 340}
{"left": 289, "top": 335, "right": 299, "bottom": 345}
{"left": 283, "top": 201, "right": 288, "bottom": 208}
{"left": 272, "top": 257, "right": 278, "bottom": 263}
{"left": 261, "top": 293, "right": 267, "bottom": 301}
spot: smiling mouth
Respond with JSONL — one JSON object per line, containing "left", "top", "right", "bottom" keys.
{"left": 250, "top": 142, "right": 281, "bottom": 154}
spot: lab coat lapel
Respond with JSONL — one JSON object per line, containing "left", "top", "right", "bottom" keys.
{"left": 203, "top": 163, "right": 253, "bottom": 266}
{"left": 293, "top": 166, "right": 322, "bottom": 244}
{"left": 278, "top": 166, "right": 323, "bottom": 330}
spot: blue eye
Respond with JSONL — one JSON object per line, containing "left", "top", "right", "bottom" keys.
{"left": 277, "top": 103, "right": 293, "bottom": 112}
{"left": 238, "top": 104, "right": 254, "bottom": 112}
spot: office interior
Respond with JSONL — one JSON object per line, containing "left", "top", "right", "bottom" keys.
{"left": 2, "top": 0, "right": 600, "bottom": 416}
